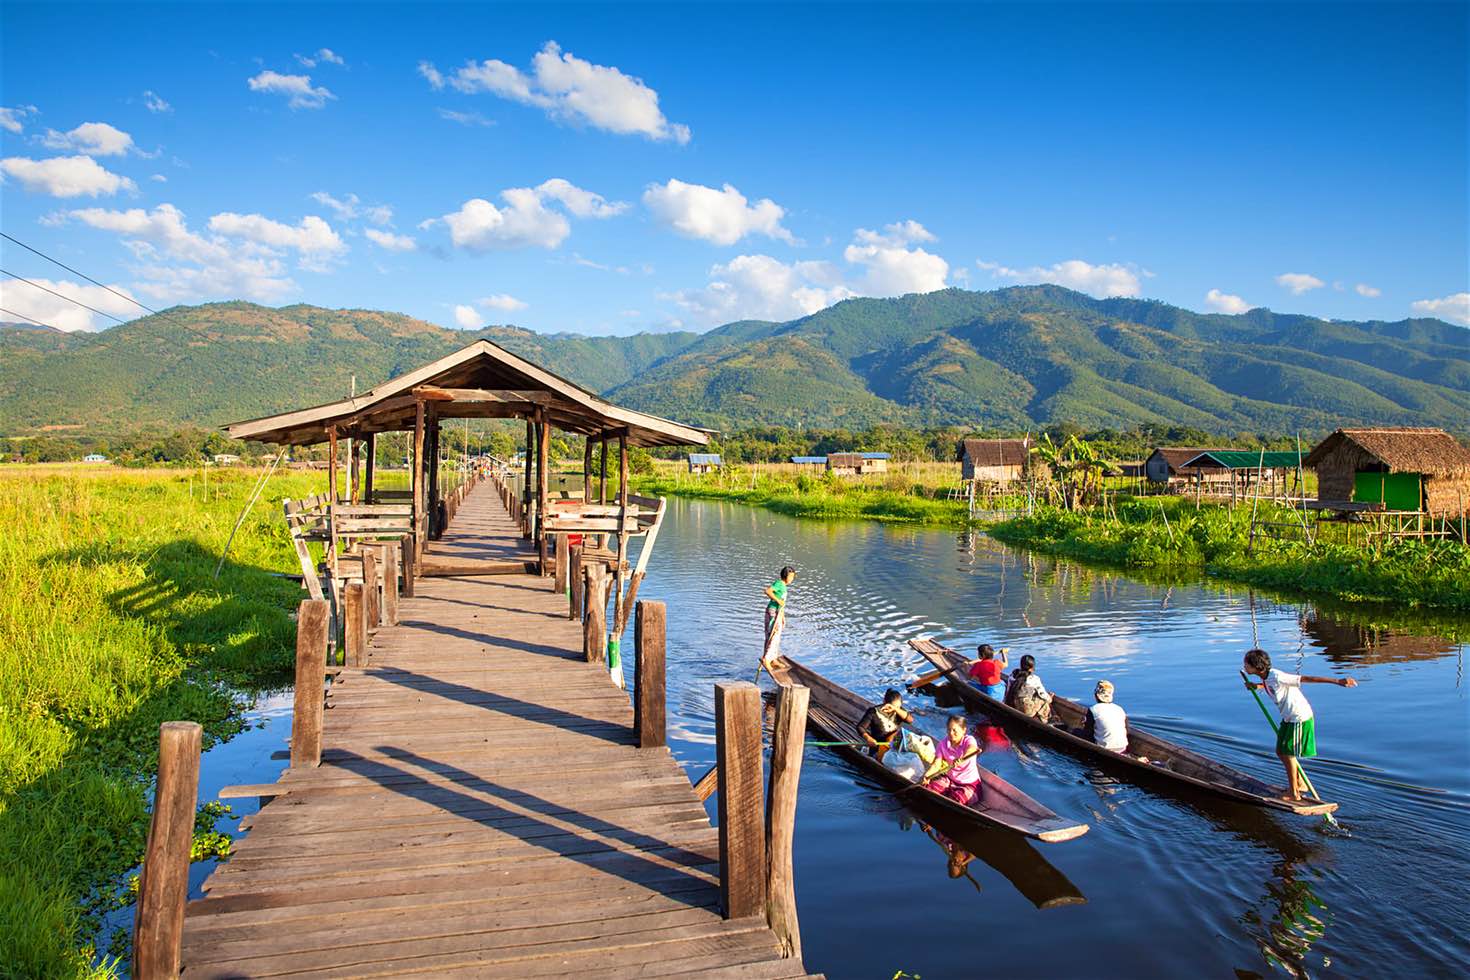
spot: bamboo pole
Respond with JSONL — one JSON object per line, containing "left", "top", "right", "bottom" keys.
{"left": 132, "top": 722, "right": 202, "bottom": 980}
{"left": 765, "top": 684, "right": 808, "bottom": 959}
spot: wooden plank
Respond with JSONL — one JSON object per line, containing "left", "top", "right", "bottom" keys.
{"left": 715, "top": 682, "right": 765, "bottom": 920}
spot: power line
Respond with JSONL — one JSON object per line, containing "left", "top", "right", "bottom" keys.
{"left": 0, "top": 231, "right": 159, "bottom": 315}
{"left": 0, "top": 306, "right": 60, "bottom": 330}
{"left": 0, "top": 268, "right": 130, "bottom": 324}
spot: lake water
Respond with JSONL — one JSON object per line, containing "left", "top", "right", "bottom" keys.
{"left": 638, "top": 498, "right": 1469, "bottom": 979}
{"left": 170, "top": 496, "right": 1468, "bottom": 979}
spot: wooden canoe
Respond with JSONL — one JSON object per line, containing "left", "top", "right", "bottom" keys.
{"left": 908, "top": 638, "right": 1338, "bottom": 817}
{"left": 766, "top": 657, "right": 1089, "bottom": 843}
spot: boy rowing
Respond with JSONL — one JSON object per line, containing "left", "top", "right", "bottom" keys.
{"left": 761, "top": 565, "right": 797, "bottom": 671}
{"left": 1242, "top": 648, "right": 1356, "bottom": 803}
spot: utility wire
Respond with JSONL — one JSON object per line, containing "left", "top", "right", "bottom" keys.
{"left": 0, "top": 231, "right": 159, "bottom": 315}
{"left": 0, "top": 268, "right": 129, "bottom": 324}
{"left": 0, "top": 306, "right": 60, "bottom": 330}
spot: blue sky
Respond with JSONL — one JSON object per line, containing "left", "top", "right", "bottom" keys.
{"left": 2, "top": 1, "right": 1466, "bottom": 335}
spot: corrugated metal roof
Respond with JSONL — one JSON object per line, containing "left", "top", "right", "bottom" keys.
{"left": 859, "top": 452, "right": 891, "bottom": 460}
{"left": 688, "top": 453, "right": 722, "bottom": 465}
{"left": 791, "top": 456, "right": 827, "bottom": 464}
{"left": 1183, "top": 450, "right": 1304, "bottom": 470}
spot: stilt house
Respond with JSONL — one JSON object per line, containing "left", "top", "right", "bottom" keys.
{"left": 1304, "top": 427, "right": 1470, "bottom": 515}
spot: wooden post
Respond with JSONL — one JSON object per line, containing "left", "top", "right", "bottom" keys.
{"left": 412, "top": 401, "right": 426, "bottom": 545}
{"left": 349, "top": 436, "right": 361, "bottom": 504}
{"left": 554, "top": 532, "right": 569, "bottom": 595}
{"left": 614, "top": 433, "right": 630, "bottom": 632}
{"left": 634, "top": 600, "right": 666, "bottom": 748}
{"left": 568, "top": 542, "right": 583, "bottom": 621}
{"left": 538, "top": 412, "right": 550, "bottom": 575}
{"left": 361, "top": 547, "right": 380, "bottom": 630}
{"left": 765, "top": 684, "right": 809, "bottom": 958}
{"left": 427, "top": 413, "right": 441, "bottom": 540}
{"left": 584, "top": 563, "right": 606, "bottom": 665}
{"left": 382, "top": 541, "right": 400, "bottom": 625}
{"left": 715, "top": 681, "right": 765, "bottom": 920}
{"left": 132, "top": 721, "right": 202, "bottom": 980}
{"left": 327, "top": 425, "right": 339, "bottom": 504}
{"left": 400, "top": 534, "right": 416, "bottom": 597}
{"left": 523, "top": 417, "right": 536, "bottom": 540}
{"left": 343, "top": 582, "right": 367, "bottom": 667}
{"left": 290, "top": 600, "right": 330, "bottom": 768}
{"left": 584, "top": 436, "right": 594, "bottom": 503}
{"left": 364, "top": 432, "right": 376, "bottom": 503}
{"left": 600, "top": 437, "right": 609, "bottom": 504}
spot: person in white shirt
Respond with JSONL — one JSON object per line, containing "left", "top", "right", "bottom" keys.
{"left": 1083, "top": 680, "right": 1129, "bottom": 752}
{"left": 1243, "top": 648, "right": 1357, "bottom": 802}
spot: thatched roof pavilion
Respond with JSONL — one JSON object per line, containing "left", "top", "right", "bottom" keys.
{"left": 1304, "top": 427, "right": 1470, "bottom": 515}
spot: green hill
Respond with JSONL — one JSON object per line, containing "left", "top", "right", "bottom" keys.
{"left": 1, "top": 287, "right": 1465, "bottom": 437}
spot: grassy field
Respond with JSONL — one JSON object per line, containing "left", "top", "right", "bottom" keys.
{"left": 0, "top": 464, "right": 324, "bottom": 977}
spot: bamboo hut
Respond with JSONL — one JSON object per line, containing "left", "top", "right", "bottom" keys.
{"left": 957, "top": 438, "right": 1033, "bottom": 483}
{"left": 826, "top": 452, "right": 889, "bottom": 476}
{"left": 1304, "top": 427, "right": 1470, "bottom": 515}
{"left": 1143, "top": 447, "right": 1232, "bottom": 485}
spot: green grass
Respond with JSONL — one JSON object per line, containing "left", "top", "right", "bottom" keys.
{"left": 0, "top": 465, "right": 323, "bottom": 977}
{"left": 988, "top": 497, "right": 1470, "bottom": 613}
{"left": 634, "top": 467, "right": 969, "bottom": 526}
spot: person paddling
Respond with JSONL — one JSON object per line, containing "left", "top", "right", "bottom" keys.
{"left": 761, "top": 565, "right": 797, "bottom": 671}
{"left": 1242, "top": 648, "right": 1356, "bottom": 803}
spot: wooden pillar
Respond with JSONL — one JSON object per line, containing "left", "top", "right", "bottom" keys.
{"left": 364, "top": 432, "right": 376, "bottom": 503}
{"left": 400, "top": 534, "right": 416, "bottom": 597}
{"left": 600, "top": 437, "right": 609, "bottom": 503}
{"left": 584, "top": 436, "right": 594, "bottom": 503}
{"left": 327, "top": 426, "right": 339, "bottom": 503}
{"left": 715, "top": 681, "right": 765, "bottom": 920}
{"left": 343, "top": 582, "right": 366, "bottom": 666}
{"left": 412, "top": 401, "right": 426, "bottom": 545}
{"left": 766, "top": 684, "right": 809, "bottom": 958}
{"left": 568, "top": 542, "right": 584, "bottom": 621}
{"left": 584, "top": 563, "right": 606, "bottom": 665}
{"left": 290, "top": 599, "right": 330, "bottom": 768}
{"left": 538, "top": 413, "right": 550, "bottom": 574}
{"left": 634, "top": 600, "right": 666, "bottom": 748}
{"left": 554, "top": 532, "right": 569, "bottom": 594}
{"left": 382, "top": 542, "right": 400, "bottom": 625}
{"left": 427, "top": 414, "right": 441, "bottom": 539}
{"left": 361, "top": 547, "right": 380, "bottom": 630}
{"left": 349, "top": 436, "right": 360, "bottom": 504}
{"left": 614, "top": 433, "right": 630, "bottom": 631}
{"left": 132, "top": 721, "right": 202, "bottom": 980}
{"left": 523, "top": 417, "right": 536, "bottom": 539}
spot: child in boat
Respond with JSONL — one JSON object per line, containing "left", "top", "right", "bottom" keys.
{"left": 922, "top": 714, "right": 982, "bottom": 805}
{"left": 1005, "top": 654, "right": 1053, "bottom": 722}
{"left": 857, "top": 688, "right": 914, "bottom": 758}
{"left": 1242, "top": 648, "right": 1357, "bottom": 803}
{"left": 967, "top": 643, "right": 1009, "bottom": 700}
{"left": 1083, "top": 680, "right": 1129, "bottom": 752}
{"left": 761, "top": 566, "right": 796, "bottom": 670}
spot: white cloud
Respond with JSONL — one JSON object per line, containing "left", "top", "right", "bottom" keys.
{"left": 1355, "top": 283, "right": 1381, "bottom": 298}
{"left": 854, "top": 220, "right": 936, "bottom": 246}
{"left": 432, "top": 179, "right": 622, "bottom": 252}
{"left": 1205, "top": 288, "right": 1252, "bottom": 314}
{"left": 478, "top": 293, "right": 527, "bottom": 311}
{"left": 364, "top": 228, "right": 416, "bottom": 251}
{"left": 40, "top": 122, "right": 135, "bottom": 156}
{"left": 0, "top": 276, "right": 141, "bottom": 332}
{"left": 309, "top": 191, "right": 393, "bottom": 226}
{"left": 1410, "top": 293, "right": 1470, "bottom": 326}
{"left": 424, "top": 41, "right": 689, "bottom": 143}
{"left": 206, "top": 211, "right": 346, "bottom": 269}
{"left": 664, "top": 254, "right": 855, "bottom": 325}
{"left": 150, "top": 174, "right": 167, "bottom": 183}
{"left": 247, "top": 71, "right": 335, "bottom": 110}
{"left": 142, "top": 91, "right": 172, "bottom": 114}
{"left": 0, "top": 105, "right": 38, "bottom": 133}
{"left": 536, "top": 177, "right": 627, "bottom": 218}
{"left": 453, "top": 304, "right": 484, "bottom": 329}
{"left": 1275, "top": 272, "right": 1325, "bottom": 295}
{"left": 0, "top": 155, "right": 137, "bottom": 197}
{"left": 642, "top": 179, "right": 793, "bottom": 245}
{"left": 295, "top": 48, "right": 344, "bottom": 69}
{"left": 848, "top": 241, "right": 949, "bottom": 295}
{"left": 977, "top": 257, "right": 1140, "bottom": 298}
{"left": 438, "top": 107, "right": 493, "bottom": 127}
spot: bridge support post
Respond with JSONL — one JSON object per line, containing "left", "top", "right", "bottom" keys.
{"left": 568, "top": 542, "right": 583, "bottom": 621}
{"left": 554, "top": 533, "right": 569, "bottom": 595}
{"left": 361, "top": 548, "right": 380, "bottom": 631}
{"left": 583, "top": 564, "right": 607, "bottom": 665}
{"left": 291, "top": 600, "right": 330, "bottom": 768}
{"left": 382, "top": 542, "right": 400, "bottom": 626}
{"left": 400, "top": 535, "right": 416, "bottom": 597}
{"left": 132, "top": 721, "right": 202, "bottom": 980}
{"left": 715, "top": 681, "right": 765, "bottom": 919}
{"left": 766, "top": 684, "right": 808, "bottom": 957}
{"left": 634, "top": 600, "right": 666, "bottom": 748}
{"left": 344, "top": 583, "right": 367, "bottom": 667}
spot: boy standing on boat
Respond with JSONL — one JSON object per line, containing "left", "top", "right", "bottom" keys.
{"left": 1242, "top": 648, "right": 1356, "bottom": 803}
{"left": 761, "top": 566, "right": 797, "bottom": 671}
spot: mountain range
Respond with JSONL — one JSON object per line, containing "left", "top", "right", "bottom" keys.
{"left": 2, "top": 285, "right": 1466, "bottom": 437}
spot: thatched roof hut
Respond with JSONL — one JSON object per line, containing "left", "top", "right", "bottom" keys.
{"left": 1304, "top": 427, "right": 1470, "bottom": 514}
{"left": 958, "top": 438, "right": 1036, "bottom": 482}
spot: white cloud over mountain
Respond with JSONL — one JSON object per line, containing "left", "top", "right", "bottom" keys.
{"left": 1275, "top": 272, "right": 1325, "bottom": 295}
{"left": 430, "top": 179, "right": 625, "bottom": 252}
{"left": 0, "top": 276, "right": 142, "bottom": 332}
{"left": 643, "top": 179, "right": 793, "bottom": 245}
{"left": 1205, "top": 288, "right": 1252, "bottom": 314}
{"left": 977, "top": 257, "right": 1141, "bottom": 298}
{"left": 1411, "top": 292, "right": 1470, "bottom": 326}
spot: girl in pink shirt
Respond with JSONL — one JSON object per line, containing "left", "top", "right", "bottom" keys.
{"left": 924, "top": 714, "right": 981, "bottom": 806}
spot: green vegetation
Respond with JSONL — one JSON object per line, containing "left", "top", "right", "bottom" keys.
{"left": 988, "top": 498, "right": 1470, "bottom": 612}
{"left": 5, "top": 286, "right": 1467, "bottom": 439}
{"left": 0, "top": 466, "right": 318, "bottom": 976}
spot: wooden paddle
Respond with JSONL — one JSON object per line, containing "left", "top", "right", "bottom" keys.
{"left": 906, "top": 665, "right": 955, "bottom": 690}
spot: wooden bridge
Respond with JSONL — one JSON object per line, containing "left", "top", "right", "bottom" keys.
{"left": 130, "top": 479, "right": 819, "bottom": 978}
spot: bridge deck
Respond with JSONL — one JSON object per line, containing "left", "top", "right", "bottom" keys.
{"left": 181, "top": 488, "right": 817, "bottom": 978}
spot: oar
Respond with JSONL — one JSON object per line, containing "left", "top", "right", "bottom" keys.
{"left": 906, "top": 666, "right": 954, "bottom": 690}
{"left": 1240, "top": 671, "right": 1339, "bottom": 828}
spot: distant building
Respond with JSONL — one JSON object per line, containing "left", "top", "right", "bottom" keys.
{"left": 212, "top": 453, "right": 241, "bottom": 466}
{"left": 790, "top": 456, "right": 827, "bottom": 466}
{"left": 687, "top": 453, "right": 722, "bottom": 474}
{"left": 1144, "top": 447, "right": 1232, "bottom": 484}
{"left": 1304, "top": 427, "right": 1470, "bottom": 515}
{"left": 82, "top": 453, "right": 109, "bottom": 464}
{"left": 826, "top": 452, "right": 890, "bottom": 476}
{"left": 957, "top": 438, "right": 1033, "bottom": 483}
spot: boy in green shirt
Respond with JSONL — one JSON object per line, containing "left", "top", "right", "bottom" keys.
{"left": 761, "top": 566, "right": 797, "bottom": 670}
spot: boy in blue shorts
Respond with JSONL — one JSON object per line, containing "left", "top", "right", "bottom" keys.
{"left": 1243, "top": 648, "right": 1356, "bottom": 802}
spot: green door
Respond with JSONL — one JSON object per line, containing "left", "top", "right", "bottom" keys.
{"left": 1353, "top": 471, "right": 1422, "bottom": 511}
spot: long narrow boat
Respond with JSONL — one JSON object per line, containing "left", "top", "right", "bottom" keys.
{"left": 766, "top": 657, "right": 1089, "bottom": 843}
{"left": 908, "top": 638, "right": 1337, "bottom": 817}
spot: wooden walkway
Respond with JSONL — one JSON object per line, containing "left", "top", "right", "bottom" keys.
{"left": 181, "top": 488, "right": 819, "bottom": 978}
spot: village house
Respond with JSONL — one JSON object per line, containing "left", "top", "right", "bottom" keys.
{"left": 1304, "top": 427, "right": 1470, "bottom": 515}
{"left": 957, "top": 438, "right": 1033, "bottom": 483}
{"left": 687, "top": 453, "right": 722, "bottom": 474}
{"left": 1143, "top": 446, "right": 1232, "bottom": 485}
{"left": 825, "top": 452, "right": 890, "bottom": 476}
